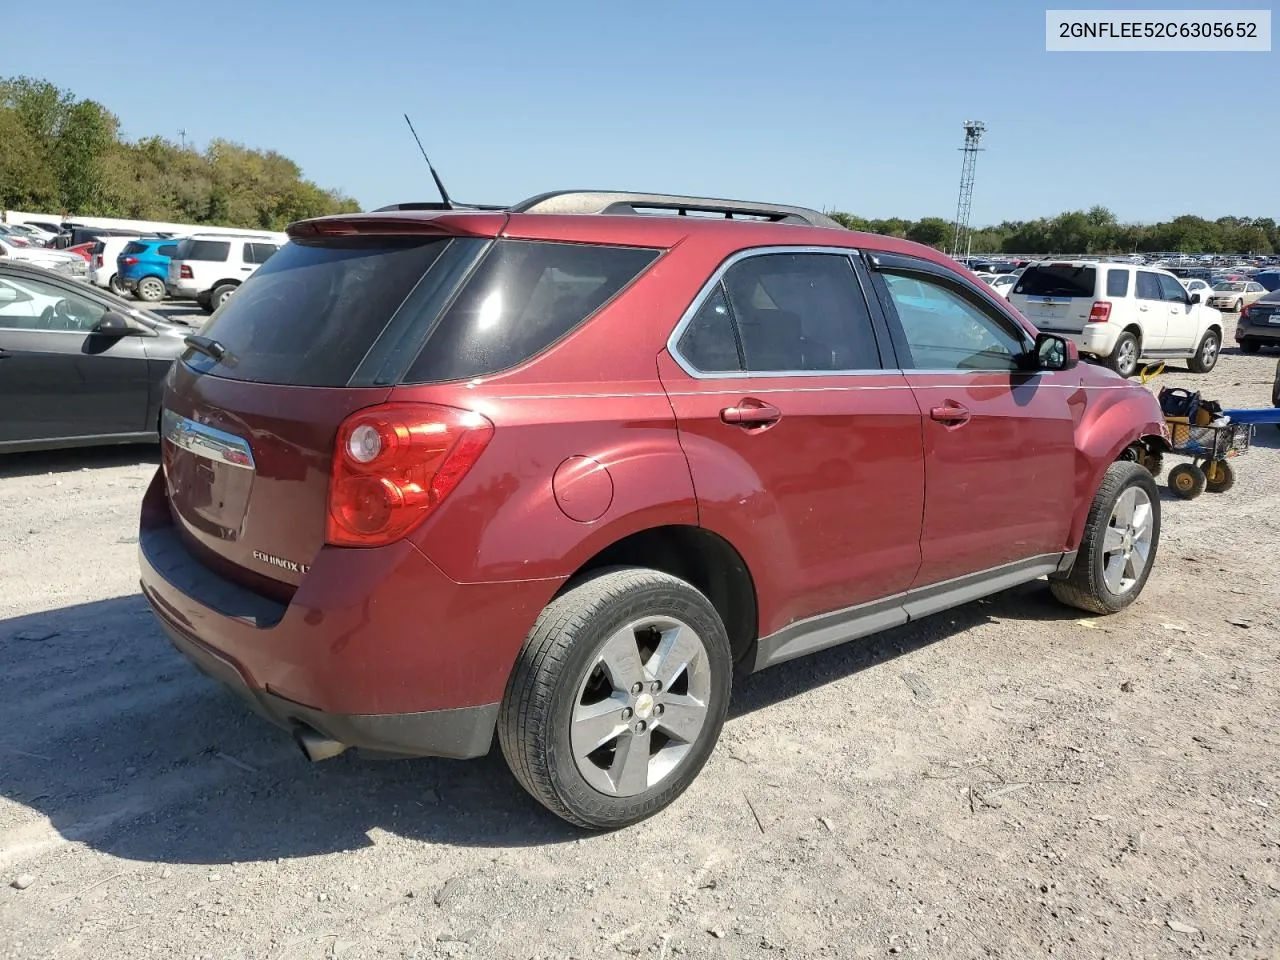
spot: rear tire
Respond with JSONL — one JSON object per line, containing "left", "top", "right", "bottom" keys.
{"left": 498, "top": 568, "right": 732, "bottom": 830}
{"left": 1239, "top": 339, "right": 1260, "bottom": 354}
{"left": 136, "top": 276, "right": 165, "bottom": 302}
{"left": 1167, "top": 463, "right": 1206, "bottom": 500}
{"left": 1187, "top": 329, "right": 1220, "bottom": 373}
{"left": 1107, "top": 332, "right": 1140, "bottom": 378}
{"left": 1203, "top": 459, "right": 1235, "bottom": 493}
{"left": 108, "top": 274, "right": 127, "bottom": 296}
{"left": 209, "top": 283, "right": 236, "bottom": 312}
{"left": 1050, "top": 461, "right": 1160, "bottom": 615}
{"left": 1234, "top": 299, "right": 1244, "bottom": 313}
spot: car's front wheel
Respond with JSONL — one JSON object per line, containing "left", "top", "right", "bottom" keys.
{"left": 1107, "top": 331, "right": 1140, "bottom": 378}
{"left": 499, "top": 568, "right": 732, "bottom": 829}
{"left": 1187, "top": 329, "right": 1220, "bottom": 373}
{"left": 1050, "top": 461, "right": 1160, "bottom": 615}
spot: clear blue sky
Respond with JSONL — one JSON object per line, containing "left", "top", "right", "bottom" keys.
{"left": 5, "top": 0, "right": 1275, "bottom": 225}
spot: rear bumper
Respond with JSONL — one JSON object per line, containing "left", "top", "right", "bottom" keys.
{"left": 1235, "top": 324, "right": 1280, "bottom": 344}
{"left": 137, "top": 468, "right": 556, "bottom": 758}
{"left": 1058, "top": 325, "right": 1119, "bottom": 358}
{"left": 166, "top": 278, "right": 199, "bottom": 297}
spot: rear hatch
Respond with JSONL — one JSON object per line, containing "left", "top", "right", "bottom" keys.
{"left": 1009, "top": 263, "right": 1098, "bottom": 332}
{"left": 160, "top": 234, "right": 461, "bottom": 594}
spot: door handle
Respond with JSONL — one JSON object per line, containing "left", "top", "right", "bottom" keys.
{"left": 930, "top": 403, "right": 971, "bottom": 425}
{"left": 720, "top": 399, "right": 781, "bottom": 427}
{"left": 0, "top": 347, "right": 9, "bottom": 359}
{"left": 240, "top": 267, "right": 252, "bottom": 271}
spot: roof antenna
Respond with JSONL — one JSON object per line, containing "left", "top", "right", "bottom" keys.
{"left": 403, "top": 113, "right": 454, "bottom": 209}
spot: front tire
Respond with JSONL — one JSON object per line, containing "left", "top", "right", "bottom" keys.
{"left": 1107, "top": 332, "right": 1140, "bottom": 378}
{"left": 1203, "top": 459, "right": 1235, "bottom": 493}
{"left": 1187, "top": 329, "right": 1220, "bottom": 373}
{"left": 1235, "top": 299, "right": 1244, "bottom": 313}
{"left": 1167, "top": 463, "right": 1206, "bottom": 500}
{"left": 1050, "top": 461, "right": 1160, "bottom": 615}
{"left": 498, "top": 568, "right": 732, "bottom": 830}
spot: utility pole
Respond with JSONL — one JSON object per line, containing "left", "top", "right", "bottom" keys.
{"left": 178, "top": 128, "right": 188, "bottom": 150}
{"left": 950, "top": 120, "right": 986, "bottom": 260}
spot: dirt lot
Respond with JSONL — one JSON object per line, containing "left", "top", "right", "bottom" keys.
{"left": 2, "top": 326, "right": 1278, "bottom": 960}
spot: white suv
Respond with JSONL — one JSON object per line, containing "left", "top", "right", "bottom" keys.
{"left": 166, "top": 233, "right": 286, "bottom": 313}
{"left": 1008, "top": 261, "right": 1223, "bottom": 377}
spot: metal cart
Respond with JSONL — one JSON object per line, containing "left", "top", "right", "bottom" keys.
{"left": 1164, "top": 407, "right": 1280, "bottom": 499}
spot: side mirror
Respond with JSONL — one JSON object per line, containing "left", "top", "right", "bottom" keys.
{"left": 92, "top": 311, "right": 146, "bottom": 336}
{"left": 1034, "top": 333, "right": 1078, "bottom": 371}
{"left": 1190, "top": 292, "right": 1202, "bottom": 304}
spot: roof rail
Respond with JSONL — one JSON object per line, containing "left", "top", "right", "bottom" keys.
{"left": 509, "top": 191, "right": 845, "bottom": 230}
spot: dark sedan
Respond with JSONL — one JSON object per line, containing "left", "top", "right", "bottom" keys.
{"left": 0, "top": 262, "right": 195, "bottom": 453}
{"left": 1235, "top": 289, "right": 1280, "bottom": 354}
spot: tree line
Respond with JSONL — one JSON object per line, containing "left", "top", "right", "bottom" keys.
{"left": 825, "top": 205, "right": 1277, "bottom": 256}
{"left": 0, "top": 76, "right": 360, "bottom": 229}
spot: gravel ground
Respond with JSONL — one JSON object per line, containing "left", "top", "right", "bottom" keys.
{"left": 1, "top": 322, "right": 1278, "bottom": 960}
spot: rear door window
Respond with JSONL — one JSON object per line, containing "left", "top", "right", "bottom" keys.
{"left": 244, "top": 242, "right": 278, "bottom": 265}
{"left": 404, "top": 240, "right": 659, "bottom": 383}
{"left": 1105, "top": 269, "right": 1130, "bottom": 297}
{"left": 177, "top": 239, "right": 231, "bottom": 262}
{"left": 1136, "top": 271, "right": 1164, "bottom": 301}
{"left": 1013, "top": 265, "right": 1096, "bottom": 298}
{"left": 188, "top": 237, "right": 451, "bottom": 386}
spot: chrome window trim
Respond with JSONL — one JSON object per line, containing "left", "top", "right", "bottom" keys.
{"left": 665, "top": 244, "right": 890, "bottom": 380}
{"left": 161, "top": 408, "right": 256, "bottom": 470}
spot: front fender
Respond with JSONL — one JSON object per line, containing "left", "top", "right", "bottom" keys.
{"left": 1067, "top": 380, "right": 1168, "bottom": 550}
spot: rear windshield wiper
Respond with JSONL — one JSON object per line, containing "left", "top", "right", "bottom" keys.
{"left": 184, "top": 334, "right": 227, "bottom": 361}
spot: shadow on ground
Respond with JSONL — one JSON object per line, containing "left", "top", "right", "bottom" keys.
{"left": 0, "top": 444, "right": 159, "bottom": 480}
{"left": 0, "top": 577, "right": 1072, "bottom": 866}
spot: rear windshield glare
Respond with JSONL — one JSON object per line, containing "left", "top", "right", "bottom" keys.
{"left": 404, "top": 240, "right": 660, "bottom": 383}
{"left": 188, "top": 238, "right": 450, "bottom": 386}
{"left": 1014, "top": 265, "right": 1097, "bottom": 298}
{"left": 177, "top": 238, "right": 231, "bottom": 262}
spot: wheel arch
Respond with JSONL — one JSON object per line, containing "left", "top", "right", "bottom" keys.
{"left": 557, "top": 524, "right": 759, "bottom": 670}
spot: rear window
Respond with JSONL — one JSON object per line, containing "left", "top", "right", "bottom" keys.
{"left": 1105, "top": 269, "right": 1129, "bottom": 297}
{"left": 1013, "top": 265, "right": 1096, "bottom": 298}
{"left": 122, "top": 242, "right": 147, "bottom": 256}
{"left": 158, "top": 244, "right": 178, "bottom": 258}
{"left": 189, "top": 238, "right": 450, "bottom": 386}
{"left": 177, "top": 239, "right": 230, "bottom": 262}
{"left": 404, "top": 240, "right": 660, "bottom": 383}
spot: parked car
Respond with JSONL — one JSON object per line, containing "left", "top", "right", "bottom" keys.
{"left": 1255, "top": 270, "right": 1280, "bottom": 292}
{"left": 1235, "top": 289, "right": 1280, "bottom": 353}
{"left": 1181, "top": 278, "right": 1214, "bottom": 302}
{"left": 88, "top": 236, "right": 140, "bottom": 294}
{"left": 1208, "top": 281, "right": 1268, "bottom": 313}
{"left": 138, "top": 189, "right": 1171, "bottom": 829}
{"left": 0, "top": 225, "right": 34, "bottom": 246}
{"left": 0, "top": 236, "right": 88, "bottom": 278}
{"left": 0, "top": 261, "right": 194, "bottom": 453}
{"left": 4, "top": 222, "right": 57, "bottom": 244}
{"left": 117, "top": 237, "right": 180, "bottom": 302}
{"left": 1008, "top": 261, "right": 1224, "bottom": 377}
{"left": 166, "top": 233, "right": 283, "bottom": 312}
{"left": 15, "top": 220, "right": 64, "bottom": 238}
{"left": 987, "top": 273, "right": 1017, "bottom": 298}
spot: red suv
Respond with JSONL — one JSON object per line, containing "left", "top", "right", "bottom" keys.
{"left": 139, "top": 191, "right": 1171, "bottom": 828}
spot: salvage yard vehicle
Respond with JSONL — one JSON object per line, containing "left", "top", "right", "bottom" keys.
{"left": 1009, "top": 261, "right": 1224, "bottom": 378}
{"left": 138, "top": 190, "right": 1171, "bottom": 829}
{"left": 0, "top": 261, "right": 193, "bottom": 453}
{"left": 1207, "top": 280, "right": 1267, "bottom": 314}
{"left": 118, "top": 237, "right": 181, "bottom": 302}
{"left": 1235, "top": 289, "right": 1280, "bottom": 353}
{"left": 166, "top": 232, "right": 285, "bottom": 312}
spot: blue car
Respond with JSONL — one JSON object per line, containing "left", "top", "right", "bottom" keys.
{"left": 1255, "top": 270, "right": 1280, "bottom": 293}
{"left": 118, "top": 237, "right": 180, "bottom": 302}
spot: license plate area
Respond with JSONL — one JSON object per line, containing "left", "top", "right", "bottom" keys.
{"left": 161, "top": 409, "right": 257, "bottom": 542}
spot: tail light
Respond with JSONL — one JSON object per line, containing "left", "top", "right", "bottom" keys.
{"left": 94, "top": 255, "right": 103, "bottom": 268}
{"left": 326, "top": 403, "right": 494, "bottom": 548}
{"left": 122, "top": 256, "right": 139, "bottom": 266}
{"left": 1240, "top": 303, "right": 1252, "bottom": 320}
{"left": 180, "top": 264, "right": 193, "bottom": 279}
{"left": 1087, "top": 301, "right": 1112, "bottom": 323}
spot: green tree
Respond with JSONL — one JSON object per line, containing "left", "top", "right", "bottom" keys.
{"left": 906, "top": 216, "right": 952, "bottom": 249}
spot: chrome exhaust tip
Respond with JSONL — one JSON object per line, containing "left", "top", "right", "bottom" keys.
{"left": 294, "top": 726, "right": 349, "bottom": 762}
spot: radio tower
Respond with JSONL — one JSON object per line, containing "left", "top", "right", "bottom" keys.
{"left": 950, "top": 120, "right": 986, "bottom": 259}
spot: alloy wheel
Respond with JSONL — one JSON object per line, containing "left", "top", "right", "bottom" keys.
{"left": 1101, "top": 486, "right": 1154, "bottom": 594}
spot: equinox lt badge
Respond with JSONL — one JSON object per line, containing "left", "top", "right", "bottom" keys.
{"left": 252, "top": 550, "right": 311, "bottom": 575}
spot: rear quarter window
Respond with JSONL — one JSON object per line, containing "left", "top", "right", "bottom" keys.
{"left": 178, "top": 239, "right": 231, "bottom": 262}
{"left": 1013, "top": 265, "right": 1097, "bottom": 298}
{"left": 122, "top": 242, "right": 147, "bottom": 256}
{"left": 404, "top": 240, "right": 660, "bottom": 383}
{"left": 1106, "top": 269, "right": 1130, "bottom": 297}
{"left": 157, "top": 244, "right": 178, "bottom": 258}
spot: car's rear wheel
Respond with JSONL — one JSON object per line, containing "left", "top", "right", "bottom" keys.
{"left": 1234, "top": 299, "right": 1244, "bottom": 313}
{"left": 136, "top": 276, "right": 165, "bottom": 302}
{"left": 108, "top": 274, "right": 127, "bottom": 296}
{"left": 1050, "top": 461, "right": 1160, "bottom": 615}
{"left": 209, "top": 283, "right": 237, "bottom": 312}
{"left": 1187, "top": 329, "right": 1220, "bottom": 373}
{"left": 1239, "top": 339, "right": 1260, "bottom": 354}
{"left": 1107, "top": 332, "right": 1140, "bottom": 378}
{"left": 498, "top": 568, "right": 732, "bottom": 830}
